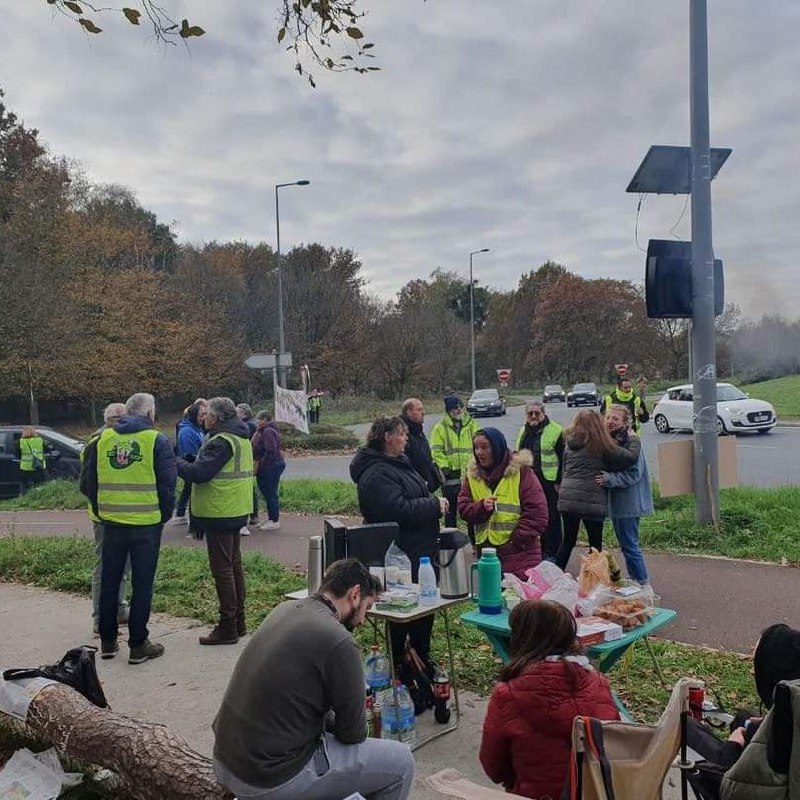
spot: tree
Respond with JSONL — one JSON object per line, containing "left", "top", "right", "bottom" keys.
{"left": 45, "top": 0, "right": 379, "bottom": 87}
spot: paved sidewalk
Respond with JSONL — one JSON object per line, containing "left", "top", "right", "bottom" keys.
{"left": 2, "top": 509, "right": 799, "bottom": 653}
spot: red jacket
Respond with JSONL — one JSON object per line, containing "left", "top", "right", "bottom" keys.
{"left": 458, "top": 451, "right": 549, "bottom": 578}
{"left": 479, "top": 658, "right": 620, "bottom": 800}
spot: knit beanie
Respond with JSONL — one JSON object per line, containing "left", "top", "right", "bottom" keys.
{"left": 754, "top": 623, "right": 800, "bottom": 708}
{"left": 444, "top": 395, "right": 463, "bottom": 412}
{"left": 476, "top": 427, "right": 508, "bottom": 465}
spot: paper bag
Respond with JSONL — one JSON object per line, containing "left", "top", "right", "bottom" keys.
{"left": 578, "top": 548, "right": 610, "bottom": 596}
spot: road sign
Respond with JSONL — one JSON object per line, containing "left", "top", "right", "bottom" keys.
{"left": 497, "top": 368, "right": 511, "bottom": 384}
{"left": 244, "top": 353, "right": 292, "bottom": 369}
{"left": 614, "top": 364, "right": 628, "bottom": 377}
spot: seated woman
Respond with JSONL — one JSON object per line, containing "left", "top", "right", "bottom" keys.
{"left": 457, "top": 427, "right": 549, "bottom": 579}
{"left": 479, "top": 600, "right": 620, "bottom": 800}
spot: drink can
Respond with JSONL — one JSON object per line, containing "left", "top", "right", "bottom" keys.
{"left": 689, "top": 686, "right": 705, "bottom": 721}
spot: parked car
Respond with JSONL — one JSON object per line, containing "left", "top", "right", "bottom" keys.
{"left": 0, "top": 426, "right": 86, "bottom": 498}
{"left": 652, "top": 383, "right": 777, "bottom": 435}
{"left": 467, "top": 389, "right": 507, "bottom": 417}
{"left": 542, "top": 384, "right": 566, "bottom": 403}
{"left": 566, "top": 383, "right": 600, "bottom": 408}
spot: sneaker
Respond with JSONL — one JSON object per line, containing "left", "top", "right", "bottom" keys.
{"left": 239, "top": 526, "right": 251, "bottom": 536}
{"left": 100, "top": 640, "right": 119, "bottom": 659}
{"left": 128, "top": 639, "right": 165, "bottom": 665}
{"left": 257, "top": 521, "right": 280, "bottom": 531}
{"left": 172, "top": 515, "right": 189, "bottom": 525}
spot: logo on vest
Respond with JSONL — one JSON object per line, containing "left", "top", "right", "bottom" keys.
{"left": 108, "top": 440, "right": 143, "bottom": 470}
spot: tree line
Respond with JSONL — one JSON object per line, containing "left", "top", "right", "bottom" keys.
{"left": 0, "top": 91, "right": 792, "bottom": 423}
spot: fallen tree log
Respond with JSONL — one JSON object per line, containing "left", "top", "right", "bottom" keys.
{"left": 7, "top": 682, "right": 233, "bottom": 800}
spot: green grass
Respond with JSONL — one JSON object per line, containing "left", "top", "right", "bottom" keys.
{"left": 0, "top": 479, "right": 87, "bottom": 510}
{"left": 743, "top": 374, "right": 800, "bottom": 419}
{"left": 0, "top": 536, "right": 757, "bottom": 723}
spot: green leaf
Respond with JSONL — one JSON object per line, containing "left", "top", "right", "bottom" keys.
{"left": 277, "top": 26, "right": 286, "bottom": 43}
{"left": 64, "top": 1, "right": 83, "bottom": 14}
{"left": 346, "top": 26, "right": 363, "bottom": 39}
{"left": 122, "top": 7, "right": 141, "bottom": 25}
{"left": 325, "top": 58, "right": 333, "bottom": 69}
{"left": 362, "top": 42, "right": 374, "bottom": 49}
{"left": 340, "top": 54, "right": 353, "bottom": 61}
{"left": 179, "top": 19, "right": 205, "bottom": 38}
{"left": 188, "top": 25, "right": 205, "bottom": 37}
{"left": 78, "top": 17, "right": 102, "bottom": 33}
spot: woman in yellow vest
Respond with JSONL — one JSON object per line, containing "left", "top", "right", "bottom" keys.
{"left": 18, "top": 426, "right": 46, "bottom": 491}
{"left": 458, "top": 427, "right": 549, "bottom": 579}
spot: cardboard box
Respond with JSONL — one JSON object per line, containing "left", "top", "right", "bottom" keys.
{"left": 576, "top": 616, "right": 624, "bottom": 646}
{"left": 657, "top": 436, "right": 738, "bottom": 498}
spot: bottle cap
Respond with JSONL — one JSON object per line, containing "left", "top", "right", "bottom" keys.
{"left": 420, "top": 556, "right": 431, "bottom": 564}
{"left": 482, "top": 547, "right": 497, "bottom": 556}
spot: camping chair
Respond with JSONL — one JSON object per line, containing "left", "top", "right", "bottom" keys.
{"left": 564, "top": 677, "right": 698, "bottom": 800}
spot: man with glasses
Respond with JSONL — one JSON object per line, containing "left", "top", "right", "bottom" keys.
{"left": 515, "top": 400, "right": 564, "bottom": 558}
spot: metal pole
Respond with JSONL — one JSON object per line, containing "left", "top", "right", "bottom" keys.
{"left": 275, "top": 185, "right": 285, "bottom": 388}
{"left": 469, "top": 253, "right": 476, "bottom": 393}
{"left": 689, "top": 0, "right": 719, "bottom": 525}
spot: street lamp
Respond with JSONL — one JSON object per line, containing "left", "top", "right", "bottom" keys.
{"left": 469, "top": 248, "right": 490, "bottom": 393}
{"left": 275, "top": 179, "right": 310, "bottom": 387}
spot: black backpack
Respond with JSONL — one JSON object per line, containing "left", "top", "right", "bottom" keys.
{"left": 4, "top": 645, "right": 109, "bottom": 709}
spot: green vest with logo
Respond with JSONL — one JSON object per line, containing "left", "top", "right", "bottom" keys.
{"left": 191, "top": 432, "right": 254, "bottom": 519}
{"left": 430, "top": 415, "right": 478, "bottom": 483}
{"left": 467, "top": 470, "right": 522, "bottom": 547}
{"left": 514, "top": 421, "right": 562, "bottom": 482}
{"left": 97, "top": 428, "right": 161, "bottom": 525}
{"left": 19, "top": 436, "right": 45, "bottom": 472}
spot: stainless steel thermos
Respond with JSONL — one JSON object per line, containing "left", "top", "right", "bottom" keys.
{"left": 307, "top": 535, "right": 324, "bottom": 594}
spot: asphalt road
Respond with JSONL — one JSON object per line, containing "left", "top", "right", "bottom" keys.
{"left": 294, "top": 401, "right": 800, "bottom": 487}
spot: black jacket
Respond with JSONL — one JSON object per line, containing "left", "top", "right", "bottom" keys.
{"left": 518, "top": 417, "right": 565, "bottom": 484}
{"left": 79, "top": 415, "right": 177, "bottom": 525}
{"left": 349, "top": 446, "right": 441, "bottom": 569}
{"left": 401, "top": 415, "right": 441, "bottom": 493}
{"left": 177, "top": 417, "right": 253, "bottom": 531}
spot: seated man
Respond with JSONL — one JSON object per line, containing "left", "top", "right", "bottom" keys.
{"left": 212, "top": 559, "right": 415, "bottom": 800}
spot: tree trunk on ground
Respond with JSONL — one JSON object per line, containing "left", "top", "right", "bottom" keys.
{"left": 8, "top": 683, "right": 232, "bottom": 800}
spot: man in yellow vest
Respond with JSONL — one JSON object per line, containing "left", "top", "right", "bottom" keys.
{"left": 177, "top": 397, "right": 254, "bottom": 645}
{"left": 515, "top": 399, "right": 565, "bottom": 559}
{"left": 430, "top": 395, "right": 478, "bottom": 529}
{"left": 80, "top": 392, "right": 177, "bottom": 664}
{"left": 85, "top": 402, "right": 130, "bottom": 636}
{"left": 601, "top": 377, "right": 649, "bottom": 433}
{"left": 18, "top": 426, "right": 46, "bottom": 491}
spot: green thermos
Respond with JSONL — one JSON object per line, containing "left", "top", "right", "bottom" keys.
{"left": 470, "top": 547, "right": 503, "bottom": 615}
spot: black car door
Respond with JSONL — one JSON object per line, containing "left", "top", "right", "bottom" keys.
{"left": 0, "top": 431, "right": 22, "bottom": 497}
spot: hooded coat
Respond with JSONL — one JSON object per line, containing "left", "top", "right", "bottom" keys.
{"left": 349, "top": 446, "right": 441, "bottom": 570}
{"left": 458, "top": 449, "right": 549, "bottom": 579}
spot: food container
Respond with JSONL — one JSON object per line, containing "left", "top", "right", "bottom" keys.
{"left": 375, "top": 588, "right": 419, "bottom": 612}
{"left": 576, "top": 616, "right": 624, "bottom": 646}
{"left": 593, "top": 596, "right": 655, "bottom": 631}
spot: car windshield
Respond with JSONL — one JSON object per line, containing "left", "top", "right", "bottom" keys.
{"left": 545, "top": 385, "right": 562, "bottom": 392}
{"left": 42, "top": 430, "right": 86, "bottom": 451}
{"left": 573, "top": 384, "right": 595, "bottom": 392}
{"left": 471, "top": 390, "right": 498, "bottom": 401}
{"left": 716, "top": 385, "right": 749, "bottom": 402}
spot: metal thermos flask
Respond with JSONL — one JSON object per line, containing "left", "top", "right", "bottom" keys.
{"left": 308, "top": 536, "right": 324, "bottom": 594}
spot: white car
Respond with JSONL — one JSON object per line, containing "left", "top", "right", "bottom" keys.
{"left": 652, "top": 383, "right": 777, "bottom": 435}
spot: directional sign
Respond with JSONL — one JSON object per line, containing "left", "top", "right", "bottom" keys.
{"left": 614, "top": 363, "right": 629, "bottom": 377}
{"left": 497, "top": 368, "right": 511, "bottom": 384}
{"left": 244, "top": 353, "right": 292, "bottom": 369}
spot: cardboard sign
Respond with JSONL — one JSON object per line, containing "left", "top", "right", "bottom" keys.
{"left": 657, "top": 437, "right": 738, "bottom": 497}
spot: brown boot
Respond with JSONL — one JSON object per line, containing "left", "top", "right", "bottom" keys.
{"left": 199, "top": 623, "right": 238, "bottom": 646}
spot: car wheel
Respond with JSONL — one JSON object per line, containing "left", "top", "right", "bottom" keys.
{"left": 716, "top": 417, "right": 727, "bottom": 435}
{"left": 654, "top": 414, "right": 671, "bottom": 434}
{"left": 757, "top": 428, "right": 772, "bottom": 435}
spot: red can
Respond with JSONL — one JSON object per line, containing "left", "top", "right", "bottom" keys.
{"left": 689, "top": 686, "right": 705, "bottom": 721}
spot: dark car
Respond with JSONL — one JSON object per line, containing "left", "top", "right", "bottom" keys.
{"left": 542, "top": 384, "right": 566, "bottom": 403}
{"left": 467, "top": 389, "right": 507, "bottom": 417}
{"left": 566, "top": 383, "right": 600, "bottom": 408}
{"left": 0, "top": 426, "right": 86, "bottom": 498}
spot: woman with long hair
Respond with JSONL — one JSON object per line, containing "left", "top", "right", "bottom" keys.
{"left": 554, "top": 410, "right": 639, "bottom": 570}
{"left": 480, "top": 600, "right": 619, "bottom": 799}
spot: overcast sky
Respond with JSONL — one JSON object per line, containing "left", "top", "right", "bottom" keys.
{"left": 3, "top": 1, "right": 799, "bottom": 317}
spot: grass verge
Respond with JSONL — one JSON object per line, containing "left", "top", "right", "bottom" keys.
{"left": 0, "top": 536, "right": 758, "bottom": 723}
{"left": 742, "top": 374, "right": 800, "bottom": 419}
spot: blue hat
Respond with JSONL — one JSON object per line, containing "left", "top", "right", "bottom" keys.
{"left": 476, "top": 427, "right": 508, "bottom": 465}
{"left": 444, "top": 395, "right": 463, "bottom": 412}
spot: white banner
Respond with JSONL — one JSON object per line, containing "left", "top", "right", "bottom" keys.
{"left": 274, "top": 382, "right": 309, "bottom": 435}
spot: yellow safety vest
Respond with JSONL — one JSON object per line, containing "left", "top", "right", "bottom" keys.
{"left": 603, "top": 392, "right": 644, "bottom": 432}
{"left": 430, "top": 415, "right": 478, "bottom": 483}
{"left": 467, "top": 470, "right": 522, "bottom": 547}
{"left": 97, "top": 428, "right": 161, "bottom": 525}
{"left": 19, "top": 436, "right": 45, "bottom": 472}
{"left": 191, "top": 432, "right": 254, "bottom": 519}
{"left": 514, "top": 421, "right": 562, "bottom": 482}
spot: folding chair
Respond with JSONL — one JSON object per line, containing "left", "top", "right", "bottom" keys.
{"left": 565, "top": 677, "right": 697, "bottom": 800}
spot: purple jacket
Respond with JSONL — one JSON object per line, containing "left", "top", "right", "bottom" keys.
{"left": 252, "top": 422, "right": 284, "bottom": 473}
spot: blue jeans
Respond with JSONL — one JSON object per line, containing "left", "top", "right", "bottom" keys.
{"left": 257, "top": 462, "right": 286, "bottom": 522}
{"left": 99, "top": 523, "right": 163, "bottom": 648}
{"left": 611, "top": 517, "right": 649, "bottom": 582}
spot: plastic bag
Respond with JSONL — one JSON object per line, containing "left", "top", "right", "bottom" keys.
{"left": 578, "top": 548, "right": 610, "bottom": 596}
{"left": 384, "top": 541, "right": 412, "bottom": 588}
{"left": 524, "top": 560, "right": 565, "bottom": 593}
{"left": 502, "top": 572, "right": 544, "bottom": 601}
{"left": 541, "top": 573, "right": 579, "bottom": 612}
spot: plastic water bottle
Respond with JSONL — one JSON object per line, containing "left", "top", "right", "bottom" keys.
{"left": 419, "top": 556, "right": 438, "bottom": 606}
{"left": 381, "top": 681, "right": 417, "bottom": 746}
{"left": 364, "top": 644, "right": 392, "bottom": 698}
